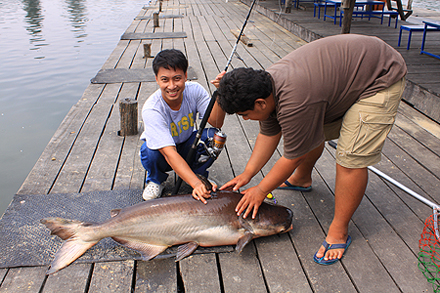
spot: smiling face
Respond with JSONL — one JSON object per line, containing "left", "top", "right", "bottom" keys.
{"left": 156, "top": 66, "right": 187, "bottom": 110}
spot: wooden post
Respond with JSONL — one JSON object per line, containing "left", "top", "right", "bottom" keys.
{"left": 341, "top": 0, "right": 356, "bottom": 34}
{"left": 153, "top": 12, "right": 159, "bottom": 27}
{"left": 119, "top": 98, "right": 138, "bottom": 136}
{"left": 143, "top": 43, "right": 153, "bottom": 59}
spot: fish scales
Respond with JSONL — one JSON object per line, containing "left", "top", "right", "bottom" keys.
{"left": 41, "top": 191, "right": 293, "bottom": 274}
{"left": 100, "top": 193, "right": 240, "bottom": 245}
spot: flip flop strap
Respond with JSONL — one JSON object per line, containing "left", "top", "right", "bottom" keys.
{"left": 321, "top": 237, "right": 350, "bottom": 251}
{"left": 284, "top": 180, "right": 294, "bottom": 187}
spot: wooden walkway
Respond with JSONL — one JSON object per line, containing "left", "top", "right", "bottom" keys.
{"left": 244, "top": 0, "right": 440, "bottom": 124}
{"left": 1, "top": 0, "right": 440, "bottom": 291}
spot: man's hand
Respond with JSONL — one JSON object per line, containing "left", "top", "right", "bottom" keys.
{"left": 220, "top": 173, "right": 252, "bottom": 192}
{"left": 210, "top": 71, "right": 226, "bottom": 89}
{"left": 235, "top": 186, "right": 267, "bottom": 219}
{"left": 192, "top": 180, "right": 217, "bottom": 204}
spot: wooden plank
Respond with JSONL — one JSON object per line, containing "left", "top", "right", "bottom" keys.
{"left": 101, "top": 40, "right": 130, "bottom": 70}
{"left": 398, "top": 102, "right": 440, "bottom": 140}
{"left": 0, "top": 267, "right": 46, "bottom": 292}
{"left": 88, "top": 261, "right": 134, "bottom": 292}
{"left": 134, "top": 259, "right": 177, "bottom": 292}
{"left": 0, "top": 268, "right": 6, "bottom": 283}
{"left": 395, "top": 112, "right": 440, "bottom": 155}
{"left": 42, "top": 263, "right": 91, "bottom": 292}
{"left": 381, "top": 138, "right": 440, "bottom": 214}
{"left": 317, "top": 146, "right": 431, "bottom": 292}
{"left": 120, "top": 32, "right": 187, "bottom": 40}
{"left": 275, "top": 188, "right": 358, "bottom": 292}
{"left": 208, "top": 15, "right": 260, "bottom": 70}
{"left": 179, "top": 254, "right": 222, "bottom": 292}
{"left": 113, "top": 82, "right": 157, "bottom": 191}
{"left": 50, "top": 83, "right": 122, "bottom": 194}
{"left": 17, "top": 84, "right": 105, "bottom": 195}
{"left": 386, "top": 127, "right": 440, "bottom": 203}
{"left": 254, "top": 233, "right": 312, "bottom": 292}
{"left": 81, "top": 83, "right": 139, "bottom": 193}
{"left": 219, "top": 244, "right": 267, "bottom": 293}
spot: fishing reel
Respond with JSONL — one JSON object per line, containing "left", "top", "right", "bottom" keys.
{"left": 198, "top": 130, "right": 227, "bottom": 163}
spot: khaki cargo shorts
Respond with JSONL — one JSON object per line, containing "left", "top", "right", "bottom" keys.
{"left": 323, "top": 77, "right": 406, "bottom": 169}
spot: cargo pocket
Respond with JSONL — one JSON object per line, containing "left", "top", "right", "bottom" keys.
{"left": 357, "top": 92, "right": 387, "bottom": 107}
{"left": 350, "top": 111, "right": 395, "bottom": 156}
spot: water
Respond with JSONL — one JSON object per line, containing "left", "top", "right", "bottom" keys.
{"left": 0, "top": 0, "right": 148, "bottom": 215}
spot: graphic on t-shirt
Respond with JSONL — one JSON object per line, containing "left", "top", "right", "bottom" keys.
{"left": 170, "top": 112, "right": 195, "bottom": 137}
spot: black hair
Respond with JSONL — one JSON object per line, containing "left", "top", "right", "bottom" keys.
{"left": 216, "top": 67, "right": 272, "bottom": 114}
{"left": 152, "top": 49, "right": 188, "bottom": 75}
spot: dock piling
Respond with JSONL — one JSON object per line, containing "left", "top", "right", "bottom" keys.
{"left": 118, "top": 98, "right": 138, "bottom": 136}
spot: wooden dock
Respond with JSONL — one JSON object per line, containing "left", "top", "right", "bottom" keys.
{"left": 1, "top": 0, "right": 440, "bottom": 291}
{"left": 243, "top": 0, "right": 440, "bottom": 124}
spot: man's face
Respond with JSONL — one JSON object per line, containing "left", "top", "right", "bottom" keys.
{"left": 237, "top": 99, "right": 272, "bottom": 121}
{"left": 156, "top": 66, "right": 187, "bottom": 109}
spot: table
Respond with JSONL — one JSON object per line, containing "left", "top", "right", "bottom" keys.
{"left": 323, "top": 0, "right": 385, "bottom": 25}
{"left": 420, "top": 21, "right": 440, "bottom": 60}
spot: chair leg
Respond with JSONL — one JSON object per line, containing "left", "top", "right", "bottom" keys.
{"left": 407, "top": 31, "right": 412, "bottom": 50}
{"left": 398, "top": 27, "right": 403, "bottom": 47}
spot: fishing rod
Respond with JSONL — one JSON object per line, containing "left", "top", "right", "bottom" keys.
{"left": 327, "top": 140, "right": 440, "bottom": 210}
{"left": 172, "top": 0, "right": 258, "bottom": 195}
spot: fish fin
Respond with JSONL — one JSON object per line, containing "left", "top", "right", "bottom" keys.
{"left": 41, "top": 218, "right": 98, "bottom": 274}
{"left": 112, "top": 237, "right": 168, "bottom": 261}
{"left": 235, "top": 231, "right": 254, "bottom": 252}
{"left": 176, "top": 242, "right": 199, "bottom": 262}
{"left": 110, "top": 209, "right": 122, "bottom": 217}
{"left": 47, "top": 238, "right": 97, "bottom": 274}
{"left": 41, "top": 217, "right": 85, "bottom": 240}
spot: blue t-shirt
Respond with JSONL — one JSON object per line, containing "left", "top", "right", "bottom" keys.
{"left": 140, "top": 82, "right": 210, "bottom": 150}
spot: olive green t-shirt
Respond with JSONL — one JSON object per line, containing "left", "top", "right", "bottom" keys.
{"left": 261, "top": 34, "right": 407, "bottom": 159}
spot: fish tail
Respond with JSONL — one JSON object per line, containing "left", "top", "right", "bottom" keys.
{"left": 41, "top": 217, "right": 99, "bottom": 274}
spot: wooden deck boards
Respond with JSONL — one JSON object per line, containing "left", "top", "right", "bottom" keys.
{"left": 244, "top": 0, "right": 440, "bottom": 125}
{"left": 1, "top": 0, "right": 440, "bottom": 291}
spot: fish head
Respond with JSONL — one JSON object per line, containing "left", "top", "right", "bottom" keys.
{"left": 241, "top": 202, "right": 293, "bottom": 237}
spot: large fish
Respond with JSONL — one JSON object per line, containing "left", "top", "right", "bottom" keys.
{"left": 41, "top": 190, "right": 293, "bottom": 275}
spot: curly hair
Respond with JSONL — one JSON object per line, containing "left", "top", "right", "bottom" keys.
{"left": 152, "top": 49, "right": 188, "bottom": 76}
{"left": 216, "top": 68, "right": 272, "bottom": 114}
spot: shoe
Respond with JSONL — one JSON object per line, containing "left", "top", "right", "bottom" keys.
{"left": 143, "top": 181, "right": 164, "bottom": 200}
{"left": 313, "top": 235, "right": 352, "bottom": 265}
{"left": 276, "top": 180, "right": 312, "bottom": 192}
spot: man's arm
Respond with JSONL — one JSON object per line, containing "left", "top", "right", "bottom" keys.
{"left": 208, "top": 71, "right": 227, "bottom": 128}
{"left": 159, "top": 146, "right": 212, "bottom": 202}
{"left": 207, "top": 100, "right": 226, "bottom": 128}
{"left": 221, "top": 132, "right": 282, "bottom": 191}
{"left": 236, "top": 153, "right": 306, "bottom": 219}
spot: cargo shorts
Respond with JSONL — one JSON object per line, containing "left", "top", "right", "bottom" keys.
{"left": 323, "top": 77, "right": 406, "bottom": 169}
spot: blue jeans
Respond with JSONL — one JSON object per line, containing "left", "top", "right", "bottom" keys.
{"left": 140, "top": 128, "right": 217, "bottom": 184}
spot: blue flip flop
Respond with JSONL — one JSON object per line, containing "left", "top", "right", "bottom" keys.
{"left": 313, "top": 235, "right": 352, "bottom": 265}
{"left": 277, "top": 180, "right": 312, "bottom": 192}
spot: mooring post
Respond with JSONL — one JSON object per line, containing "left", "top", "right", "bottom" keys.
{"left": 159, "top": 0, "right": 163, "bottom": 12}
{"left": 153, "top": 12, "right": 159, "bottom": 27}
{"left": 119, "top": 98, "right": 138, "bottom": 136}
{"left": 143, "top": 43, "right": 153, "bottom": 59}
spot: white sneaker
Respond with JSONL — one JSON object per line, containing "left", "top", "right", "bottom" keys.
{"left": 143, "top": 181, "right": 164, "bottom": 200}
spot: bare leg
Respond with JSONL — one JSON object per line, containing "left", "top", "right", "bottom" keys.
{"left": 279, "top": 142, "right": 325, "bottom": 188}
{"left": 315, "top": 164, "right": 368, "bottom": 261}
